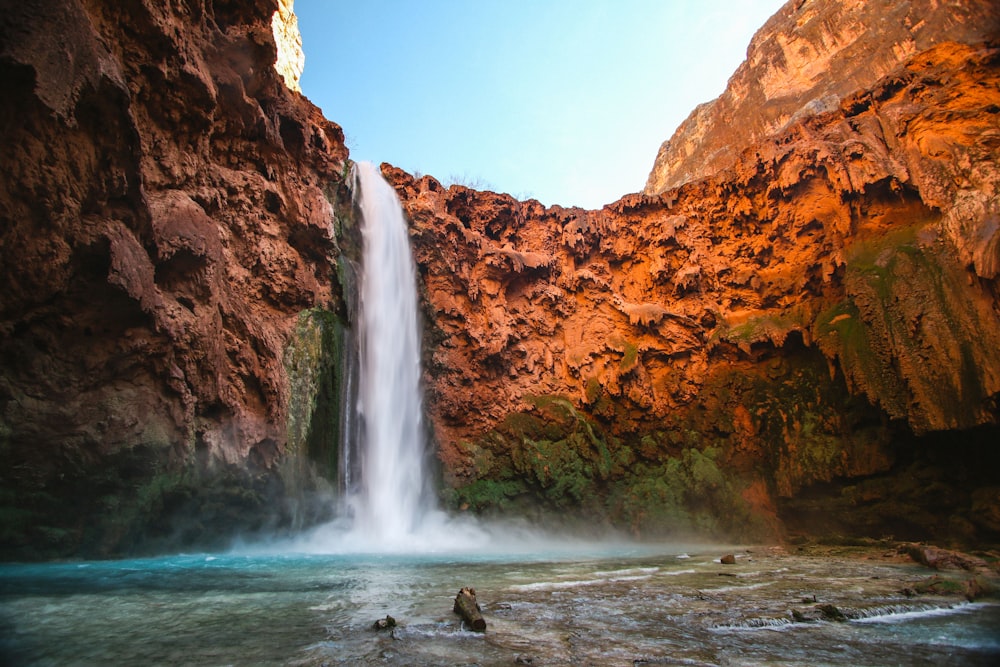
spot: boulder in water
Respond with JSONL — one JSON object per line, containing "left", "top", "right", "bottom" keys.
{"left": 905, "top": 544, "right": 989, "bottom": 571}
{"left": 372, "top": 615, "right": 397, "bottom": 631}
{"left": 962, "top": 575, "right": 995, "bottom": 601}
{"left": 816, "top": 604, "right": 847, "bottom": 622}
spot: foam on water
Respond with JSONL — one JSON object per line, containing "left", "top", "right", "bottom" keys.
{"left": 850, "top": 602, "right": 971, "bottom": 623}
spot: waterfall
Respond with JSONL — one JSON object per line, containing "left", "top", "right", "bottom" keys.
{"left": 285, "top": 163, "right": 498, "bottom": 553}
{"left": 347, "top": 161, "right": 431, "bottom": 545}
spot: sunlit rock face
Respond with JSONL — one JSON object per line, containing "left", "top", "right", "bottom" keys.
{"left": 0, "top": 0, "right": 348, "bottom": 557}
{"left": 644, "top": 0, "right": 999, "bottom": 194}
{"left": 390, "top": 37, "right": 1000, "bottom": 543}
{"left": 272, "top": 0, "right": 304, "bottom": 92}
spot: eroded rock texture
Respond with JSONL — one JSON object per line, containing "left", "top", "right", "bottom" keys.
{"left": 391, "top": 37, "right": 1000, "bottom": 543}
{"left": 1, "top": 0, "right": 998, "bottom": 558}
{"left": 645, "top": 0, "right": 999, "bottom": 193}
{"left": 0, "top": 0, "right": 349, "bottom": 557}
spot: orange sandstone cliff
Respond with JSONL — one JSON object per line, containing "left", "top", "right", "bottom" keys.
{"left": 387, "top": 5, "right": 1000, "bottom": 542}
{"left": 645, "top": 0, "right": 999, "bottom": 193}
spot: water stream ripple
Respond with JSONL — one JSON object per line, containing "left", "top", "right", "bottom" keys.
{"left": 2, "top": 546, "right": 998, "bottom": 665}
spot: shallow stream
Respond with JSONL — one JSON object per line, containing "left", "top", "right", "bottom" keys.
{"left": 2, "top": 544, "right": 998, "bottom": 666}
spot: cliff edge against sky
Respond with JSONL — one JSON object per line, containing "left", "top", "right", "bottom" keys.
{"left": 644, "top": 0, "right": 999, "bottom": 193}
{"left": 390, "top": 0, "right": 1000, "bottom": 541}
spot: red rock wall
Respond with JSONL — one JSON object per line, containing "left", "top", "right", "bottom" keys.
{"left": 0, "top": 0, "right": 349, "bottom": 557}
{"left": 644, "top": 0, "right": 1000, "bottom": 193}
{"left": 390, "top": 40, "right": 1000, "bottom": 542}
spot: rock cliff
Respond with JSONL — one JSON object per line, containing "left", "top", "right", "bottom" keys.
{"left": 272, "top": 0, "right": 304, "bottom": 92}
{"left": 644, "top": 0, "right": 1000, "bottom": 193}
{"left": 1, "top": 0, "right": 998, "bottom": 558}
{"left": 0, "top": 0, "right": 350, "bottom": 558}
{"left": 390, "top": 34, "right": 1000, "bottom": 542}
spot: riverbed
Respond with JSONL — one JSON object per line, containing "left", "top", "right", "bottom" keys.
{"left": 1, "top": 543, "right": 997, "bottom": 666}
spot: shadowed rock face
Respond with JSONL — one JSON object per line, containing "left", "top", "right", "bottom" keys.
{"left": 644, "top": 0, "right": 1000, "bottom": 194}
{"left": 389, "top": 38, "right": 1000, "bottom": 543}
{"left": 0, "top": 0, "right": 349, "bottom": 558}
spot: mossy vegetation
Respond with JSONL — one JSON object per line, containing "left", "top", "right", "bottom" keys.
{"left": 814, "top": 222, "right": 999, "bottom": 429}
{"left": 606, "top": 445, "right": 771, "bottom": 539}
{"left": 284, "top": 307, "right": 343, "bottom": 481}
{"left": 812, "top": 226, "right": 921, "bottom": 418}
{"left": 445, "top": 392, "right": 774, "bottom": 542}
{"left": 614, "top": 338, "right": 640, "bottom": 373}
{"left": 444, "top": 478, "right": 528, "bottom": 512}
{"left": 713, "top": 308, "right": 810, "bottom": 351}
{"left": 445, "top": 336, "right": 903, "bottom": 545}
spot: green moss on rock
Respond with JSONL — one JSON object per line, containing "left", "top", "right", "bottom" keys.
{"left": 605, "top": 445, "right": 771, "bottom": 540}
{"left": 446, "top": 393, "right": 773, "bottom": 541}
{"left": 715, "top": 309, "right": 810, "bottom": 352}
{"left": 283, "top": 308, "right": 343, "bottom": 482}
{"left": 815, "top": 225, "right": 1000, "bottom": 432}
{"left": 447, "top": 479, "right": 528, "bottom": 512}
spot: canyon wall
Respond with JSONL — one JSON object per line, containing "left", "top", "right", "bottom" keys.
{"left": 1, "top": 0, "right": 998, "bottom": 559}
{"left": 645, "top": 0, "right": 1000, "bottom": 193}
{"left": 390, "top": 33, "right": 1000, "bottom": 542}
{"left": 0, "top": 0, "right": 350, "bottom": 558}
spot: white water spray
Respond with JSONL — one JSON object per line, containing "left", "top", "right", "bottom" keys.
{"left": 279, "top": 163, "right": 617, "bottom": 555}
{"left": 350, "top": 161, "right": 431, "bottom": 546}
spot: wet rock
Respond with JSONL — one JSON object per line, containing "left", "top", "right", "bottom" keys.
{"left": 791, "top": 608, "right": 822, "bottom": 623}
{"left": 816, "top": 604, "right": 847, "bottom": 622}
{"left": 962, "top": 575, "right": 996, "bottom": 602}
{"left": 909, "top": 575, "right": 966, "bottom": 597}
{"left": 720, "top": 554, "right": 737, "bottom": 565}
{"left": 905, "top": 544, "right": 990, "bottom": 572}
{"left": 372, "top": 615, "right": 397, "bottom": 631}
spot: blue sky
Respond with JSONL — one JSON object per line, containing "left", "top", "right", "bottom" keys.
{"left": 295, "top": 0, "right": 786, "bottom": 209}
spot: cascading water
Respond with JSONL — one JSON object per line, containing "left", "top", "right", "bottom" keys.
{"left": 288, "top": 163, "right": 508, "bottom": 553}
{"left": 287, "top": 161, "right": 494, "bottom": 554}
{"left": 346, "top": 161, "right": 432, "bottom": 546}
